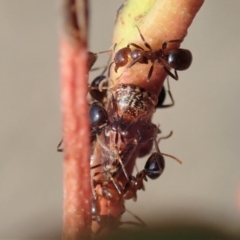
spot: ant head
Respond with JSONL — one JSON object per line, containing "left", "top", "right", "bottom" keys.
{"left": 113, "top": 47, "right": 131, "bottom": 72}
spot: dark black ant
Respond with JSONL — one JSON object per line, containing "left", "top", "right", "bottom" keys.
{"left": 110, "top": 26, "right": 192, "bottom": 81}
{"left": 91, "top": 120, "right": 180, "bottom": 201}
{"left": 123, "top": 136, "right": 182, "bottom": 201}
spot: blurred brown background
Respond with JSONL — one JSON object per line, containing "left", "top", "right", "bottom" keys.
{"left": 0, "top": 0, "right": 240, "bottom": 239}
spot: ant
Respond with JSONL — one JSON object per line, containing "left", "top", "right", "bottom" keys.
{"left": 156, "top": 77, "right": 174, "bottom": 108}
{"left": 123, "top": 133, "right": 182, "bottom": 201}
{"left": 110, "top": 26, "right": 192, "bottom": 81}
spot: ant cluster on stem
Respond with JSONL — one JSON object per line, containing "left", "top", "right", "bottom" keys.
{"left": 59, "top": 26, "right": 192, "bottom": 234}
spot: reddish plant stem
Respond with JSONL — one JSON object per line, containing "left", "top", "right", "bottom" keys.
{"left": 60, "top": 0, "right": 91, "bottom": 239}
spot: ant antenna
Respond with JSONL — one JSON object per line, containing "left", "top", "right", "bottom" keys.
{"left": 154, "top": 134, "right": 182, "bottom": 164}
{"left": 157, "top": 131, "right": 173, "bottom": 143}
{"left": 57, "top": 139, "right": 63, "bottom": 152}
{"left": 98, "top": 78, "right": 108, "bottom": 92}
{"left": 108, "top": 43, "right": 118, "bottom": 78}
{"left": 161, "top": 152, "right": 182, "bottom": 164}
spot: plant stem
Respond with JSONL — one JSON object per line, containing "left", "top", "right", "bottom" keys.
{"left": 60, "top": 0, "right": 91, "bottom": 239}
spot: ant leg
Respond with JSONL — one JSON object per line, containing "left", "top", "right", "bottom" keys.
{"left": 163, "top": 65, "right": 179, "bottom": 80}
{"left": 124, "top": 209, "right": 147, "bottom": 228}
{"left": 165, "top": 77, "right": 175, "bottom": 106}
{"left": 126, "top": 55, "right": 142, "bottom": 69}
{"left": 88, "top": 52, "right": 98, "bottom": 70}
{"left": 135, "top": 25, "right": 152, "bottom": 50}
{"left": 99, "top": 49, "right": 113, "bottom": 76}
{"left": 57, "top": 139, "right": 63, "bottom": 152}
{"left": 147, "top": 63, "right": 154, "bottom": 82}
{"left": 162, "top": 39, "right": 183, "bottom": 50}
{"left": 157, "top": 78, "right": 175, "bottom": 108}
{"left": 96, "top": 134, "right": 111, "bottom": 153}
{"left": 173, "top": 69, "right": 179, "bottom": 80}
{"left": 107, "top": 43, "right": 118, "bottom": 78}
{"left": 106, "top": 89, "right": 118, "bottom": 116}
{"left": 91, "top": 171, "right": 102, "bottom": 198}
{"left": 127, "top": 42, "right": 145, "bottom": 51}
{"left": 116, "top": 155, "right": 130, "bottom": 182}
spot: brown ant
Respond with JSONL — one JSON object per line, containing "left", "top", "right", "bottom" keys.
{"left": 110, "top": 26, "right": 192, "bottom": 81}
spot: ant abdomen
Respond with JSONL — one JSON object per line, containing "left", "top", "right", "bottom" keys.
{"left": 167, "top": 48, "right": 192, "bottom": 71}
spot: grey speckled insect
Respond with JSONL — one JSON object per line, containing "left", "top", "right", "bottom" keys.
{"left": 109, "top": 84, "right": 158, "bottom": 123}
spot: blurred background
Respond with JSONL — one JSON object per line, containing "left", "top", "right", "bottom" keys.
{"left": 1, "top": 0, "right": 240, "bottom": 239}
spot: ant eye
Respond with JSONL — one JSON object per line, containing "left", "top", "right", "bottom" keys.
{"left": 90, "top": 75, "right": 108, "bottom": 102}
{"left": 144, "top": 152, "right": 165, "bottom": 179}
{"left": 89, "top": 102, "right": 108, "bottom": 127}
{"left": 168, "top": 49, "right": 192, "bottom": 70}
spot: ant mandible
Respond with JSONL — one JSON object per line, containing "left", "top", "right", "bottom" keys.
{"left": 110, "top": 26, "right": 192, "bottom": 81}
